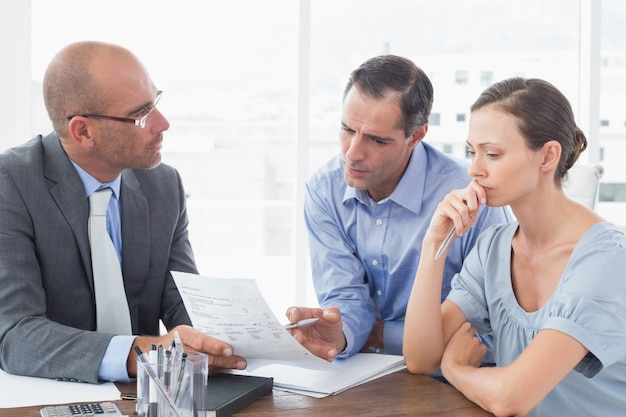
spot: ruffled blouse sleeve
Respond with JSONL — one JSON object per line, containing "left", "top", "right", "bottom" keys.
{"left": 543, "top": 226, "right": 626, "bottom": 377}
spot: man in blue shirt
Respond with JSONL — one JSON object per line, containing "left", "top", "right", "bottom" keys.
{"left": 286, "top": 55, "right": 511, "bottom": 360}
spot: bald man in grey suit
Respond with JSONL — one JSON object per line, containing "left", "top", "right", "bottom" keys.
{"left": 0, "top": 41, "right": 247, "bottom": 383}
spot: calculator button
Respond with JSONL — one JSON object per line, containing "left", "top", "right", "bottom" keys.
{"left": 40, "top": 403, "right": 123, "bottom": 417}
{"left": 100, "top": 402, "right": 119, "bottom": 413}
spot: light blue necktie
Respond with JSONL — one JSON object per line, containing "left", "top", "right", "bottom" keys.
{"left": 88, "top": 188, "right": 132, "bottom": 334}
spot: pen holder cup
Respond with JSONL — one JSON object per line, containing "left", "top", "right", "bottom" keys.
{"left": 137, "top": 351, "right": 208, "bottom": 417}
{"left": 186, "top": 351, "right": 209, "bottom": 417}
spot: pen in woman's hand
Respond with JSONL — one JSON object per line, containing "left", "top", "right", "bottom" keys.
{"left": 284, "top": 318, "right": 320, "bottom": 330}
{"left": 434, "top": 226, "right": 456, "bottom": 261}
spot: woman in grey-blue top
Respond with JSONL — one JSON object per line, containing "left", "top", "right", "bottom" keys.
{"left": 403, "top": 77, "right": 626, "bottom": 417}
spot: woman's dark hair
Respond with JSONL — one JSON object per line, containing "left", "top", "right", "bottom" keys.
{"left": 471, "top": 77, "right": 587, "bottom": 182}
{"left": 344, "top": 55, "right": 433, "bottom": 138}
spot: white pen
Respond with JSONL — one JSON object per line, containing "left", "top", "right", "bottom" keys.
{"left": 173, "top": 330, "right": 184, "bottom": 364}
{"left": 434, "top": 226, "right": 456, "bottom": 261}
{"left": 174, "top": 331, "right": 184, "bottom": 353}
{"left": 284, "top": 317, "right": 320, "bottom": 330}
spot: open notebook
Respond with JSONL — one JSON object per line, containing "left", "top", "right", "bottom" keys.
{"left": 229, "top": 352, "right": 405, "bottom": 398}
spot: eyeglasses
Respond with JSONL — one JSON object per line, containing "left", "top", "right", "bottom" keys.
{"left": 66, "top": 91, "right": 163, "bottom": 129}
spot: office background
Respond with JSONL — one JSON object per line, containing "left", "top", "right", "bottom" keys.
{"left": 1, "top": 0, "right": 624, "bottom": 319}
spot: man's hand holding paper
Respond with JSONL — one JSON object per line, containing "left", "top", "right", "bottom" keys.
{"left": 127, "top": 325, "right": 247, "bottom": 377}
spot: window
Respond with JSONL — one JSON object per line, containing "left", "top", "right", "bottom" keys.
{"left": 455, "top": 70, "right": 469, "bottom": 85}
{"left": 6, "top": 0, "right": 622, "bottom": 313}
{"left": 599, "top": 183, "right": 626, "bottom": 202}
{"left": 29, "top": 0, "right": 300, "bottom": 316}
{"left": 480, "top": 71, "right": 494, "bottom": 86}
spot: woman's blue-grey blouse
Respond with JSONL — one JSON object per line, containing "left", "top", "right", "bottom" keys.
{"left": 447, "top": 221, "right": 626, "bottom": 417}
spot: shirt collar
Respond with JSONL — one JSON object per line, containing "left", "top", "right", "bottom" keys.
{"left": 343, "top": 142, "right": 427, "bottom": 214}
{"left": 71, "top": 160, "right": 122, "bottom": 200}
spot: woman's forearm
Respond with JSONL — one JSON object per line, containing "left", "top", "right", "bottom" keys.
{"left": 403, "top": 237, "right": 448, "bottom": 373}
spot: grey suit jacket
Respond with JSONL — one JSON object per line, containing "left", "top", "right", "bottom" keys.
{"left": 0, "top": 132, "right": 198, "bottom": 383}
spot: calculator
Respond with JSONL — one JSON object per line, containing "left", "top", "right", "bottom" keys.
{"left": 40, "top": 402, "right": 125, "bottom": 417}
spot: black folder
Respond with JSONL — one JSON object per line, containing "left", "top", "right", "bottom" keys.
{"left": 203, "top": 373, "right": 273, "bottom": 417}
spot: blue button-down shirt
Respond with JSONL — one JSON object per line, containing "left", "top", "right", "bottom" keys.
{"left": 304, "top": 142, "right": 512, "bottom": 357}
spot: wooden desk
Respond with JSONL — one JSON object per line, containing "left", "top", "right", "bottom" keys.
{"left": 4, "top": 370, "right": 494, "bottom": 416}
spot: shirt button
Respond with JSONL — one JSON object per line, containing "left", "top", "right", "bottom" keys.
{"left": 376, "top": 219, "right": 383, "bottom": 226}
{"left": 371, "top": 259, "right": 379, "bottom": 266}
{"left": 376, "top": 290, "right": 383, "bottom": 297}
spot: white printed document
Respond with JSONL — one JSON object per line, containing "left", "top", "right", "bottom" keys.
{"left": 173, "top": 272, "right": 406, "bottom": 397}
{"left": 173, "top": 271, "right": 335, "bottom": 370}
{"left": 0, "top": 369, "right": 120, "bottom": 408}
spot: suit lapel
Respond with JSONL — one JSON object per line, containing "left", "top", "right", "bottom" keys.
{"left": 43, "top": 133, "right": 94, "bottom": 288}
{"left": 120, "top": 170, "right": 150, "bottom": 284}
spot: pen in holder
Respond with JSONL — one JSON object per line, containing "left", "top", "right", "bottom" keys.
{"left": 136, "top": 347, "right": 208, "bottom": 417}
